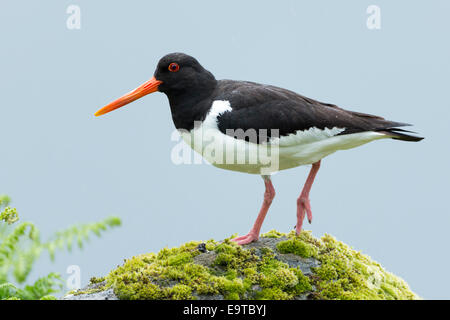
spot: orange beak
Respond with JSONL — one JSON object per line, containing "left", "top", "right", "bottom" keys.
{"left": 95, "top": 77, "right": 162, "bottom": 117}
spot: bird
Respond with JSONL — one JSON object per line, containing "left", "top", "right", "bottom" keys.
{"left": 95, "top": 52, "right": 423, "bottom": 245}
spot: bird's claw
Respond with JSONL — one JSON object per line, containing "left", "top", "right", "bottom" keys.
{"left": 230, "top": 233, "right": 259, "bottom": 245}
{"left": 296, "top": 196, "right": 313, "bottom": 234}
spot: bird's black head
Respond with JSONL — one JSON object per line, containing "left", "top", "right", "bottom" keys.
{"left": 154, "top": 53, "right": 216, "bottom": 97}
{"left": 94, "top": 52, "right": 216, "bottom": 117}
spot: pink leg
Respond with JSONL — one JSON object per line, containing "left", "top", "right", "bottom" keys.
{"left": 296, "top": 161, "right": 321, "bottom": 234}
{"left": 231, "top": 176, "right": 275, "bottom": 245}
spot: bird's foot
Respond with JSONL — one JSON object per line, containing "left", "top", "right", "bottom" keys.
{"left": 296, "top": 196, "right": 312, "bottom": 234}
{"left": 230, "top": 232, "right": 259, "bottom": 245}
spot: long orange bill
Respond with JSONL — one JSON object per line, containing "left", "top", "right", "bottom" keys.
{"left": 95, "top": 76, "right": 162, "bottom": 116}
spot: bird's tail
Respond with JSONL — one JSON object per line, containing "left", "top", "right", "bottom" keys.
{"left": 378, "top": 128, "right": 424, "bottom": 142}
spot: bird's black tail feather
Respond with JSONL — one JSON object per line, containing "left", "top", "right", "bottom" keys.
{"left": 378, "top": 128, "right": 424, "bottom": 142}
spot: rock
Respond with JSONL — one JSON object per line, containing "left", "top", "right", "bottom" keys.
{"left": 63, "top": 230, "right": 419, "bottom": 300}
{"left": 63, "top": 281, "right": 118, "bottom": 300}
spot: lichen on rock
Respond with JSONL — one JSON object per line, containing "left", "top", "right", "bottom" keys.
{"left": 65, "top": 231, "right": 419, "bottom": 300}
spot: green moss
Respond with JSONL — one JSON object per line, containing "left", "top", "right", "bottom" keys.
{"left": 290, "top": 268, "right": 313, "bottom": 294}
{"left": 214, "top": 252, "right": 234, "bottom": 267}
{"left": 70, "top": 276, "right": 108, "bottom": 296}
{"left": 94, "top": 230, "right": 418, "bottom": 300}
{"left": 167, "top": 252, "right": 192, "bottom": 266}
{"left": 167, "top": 284, "right": 192, "bottom": 299}
{"left": 255, "top": 287, "right": 291, "bottom": 300}
{"left": 261, "top": 229, "right": 284, "bottom": 238}
{"left": 260, "top": 268, "right": 298, "bottom": 289}
{"left": 276, "top": 237, "right": 317, "bottom": 258}
{"left": 310, "top": 234, "right": 418, "bottom": 300}
{"left": 89, "top": 276, "right": 105, "bottom": 284}
{"left": 73, "top": 287, "right": 104, "bottom": 296}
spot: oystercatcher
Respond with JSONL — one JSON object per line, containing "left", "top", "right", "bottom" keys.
{"left": 95, "top": 53, "right": 423, "bottom": 245}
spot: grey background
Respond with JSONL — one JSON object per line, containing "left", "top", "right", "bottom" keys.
{"left": 0, "top": 0, "right": 448, "bottom": 299}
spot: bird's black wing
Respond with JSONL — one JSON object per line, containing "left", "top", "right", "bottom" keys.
{"left": 214, "top": 80, "right": 420, "bottom": 143}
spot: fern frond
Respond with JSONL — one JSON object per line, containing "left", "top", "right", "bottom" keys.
{"left": 20, "top": 272, "right": 62, "bottom": 300}
{"left": 43, "top": 216, "right": 121, "bottom": 261}
{"left": 0, "top": 273, "right": 62, "bottom": 300}
{"left": 0, "top": 194, "right": 122, "bottom": 299}
{"left": 0, "top": 222, "right": 39, "bottom": 268}
{"left": 0, "top": 282, "right": 19, "bottom": 299}
{"left": 12, "top": 243, "right": 43, "bottom": 283}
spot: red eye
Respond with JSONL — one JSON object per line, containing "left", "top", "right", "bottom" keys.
{"left": 168, "top": 62, "right": 180, "bottom": 72}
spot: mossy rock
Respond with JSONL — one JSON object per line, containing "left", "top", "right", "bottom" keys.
{"left": 64, "top": 231, "right": 419, "bottom": 300}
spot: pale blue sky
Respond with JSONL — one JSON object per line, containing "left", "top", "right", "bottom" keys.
{"left": 0, "top": 1, "right": 448, "bottom": 299}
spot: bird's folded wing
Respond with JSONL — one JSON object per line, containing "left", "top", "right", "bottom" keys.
{"left": 215, "top": 80, "right": 410, "bottom": 144}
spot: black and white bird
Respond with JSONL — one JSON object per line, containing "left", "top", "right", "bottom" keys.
{"left": 95, "top": 53, "right": 423, "bottom": 245}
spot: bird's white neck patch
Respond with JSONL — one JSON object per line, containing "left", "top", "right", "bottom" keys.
{"left": 202, "top": 100, "right": 232, "bottom": 129}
